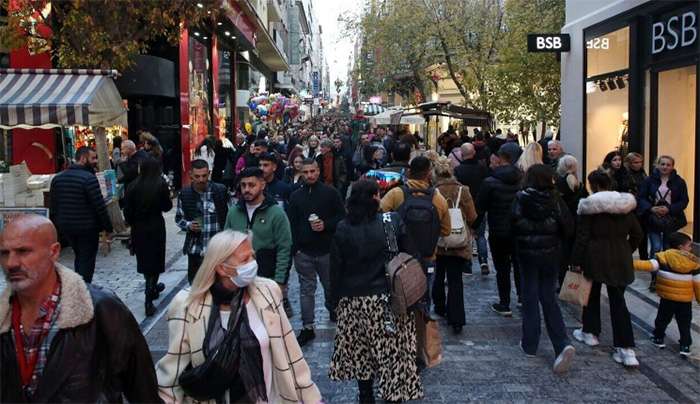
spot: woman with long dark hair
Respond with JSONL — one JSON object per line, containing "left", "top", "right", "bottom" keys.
{"left": 124, "top": 158, "right": 173, "bottom": 316}
{"left": 601, "top": 150, "right": 635, "bottom": 194}
{"left": 329, "top": 179, "right": 423, "bottom": 403}
{"left": 512, "top": 164, "right": 575, "bottom": 372}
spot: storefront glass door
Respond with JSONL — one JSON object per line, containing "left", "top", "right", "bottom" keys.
{"left": 656, "top": 65, "right": 696, "bottom": 238}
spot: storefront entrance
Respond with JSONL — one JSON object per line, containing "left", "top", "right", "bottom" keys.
{"left": 583, "top": 1, "right": 699, "bottom": 240}
{"left": 652, "top": 64, "right": 697, "bottom": 237}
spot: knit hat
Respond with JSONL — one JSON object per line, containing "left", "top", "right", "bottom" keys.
{"left": 498, "top": 142, "right": 522, "bottom": 164}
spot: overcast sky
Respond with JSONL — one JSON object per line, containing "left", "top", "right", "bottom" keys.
{"left": 314, "top": 0, "right": 363, "bottom": 93}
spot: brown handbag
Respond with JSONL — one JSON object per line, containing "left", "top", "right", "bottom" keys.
{"left": 382, "top": 213, "right": 427, "bottom": 315}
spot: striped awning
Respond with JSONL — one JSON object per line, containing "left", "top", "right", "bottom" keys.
{"left": 0, "top": 68, "right": 128, "bottom": 129}
{"left": 362, "top": 103, "right": 386, "bottom": 116}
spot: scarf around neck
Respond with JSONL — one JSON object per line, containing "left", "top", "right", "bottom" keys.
{"left": 205, "top": 282, "right": 267, "bottom": 403}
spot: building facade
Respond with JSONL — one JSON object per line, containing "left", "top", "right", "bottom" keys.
{"left": 560, "top": 0, "right": 699, "bottom": 240}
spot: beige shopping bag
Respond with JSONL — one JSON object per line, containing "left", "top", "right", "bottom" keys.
{"left": 415, "top": 311, "right": 443, "bottom": 368}
{"left": 559, "top": 270, "right": 593, "bottom": 306}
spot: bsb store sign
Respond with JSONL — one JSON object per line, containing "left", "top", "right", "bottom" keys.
{"left": 651, "top": 8, "right": 697, "bottom": 55}
{"left": 527, "top": 34, "right": 571, "bottom": 52}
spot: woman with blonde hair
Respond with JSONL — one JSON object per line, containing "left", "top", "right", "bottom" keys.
{"left": 432, "top": 156, "right": 477, "bottom": 333}
{"left": 555, "top": 154, "right": 588, "bottom": 287}
{"left": 156, "top": 230, "right": 322, "bottom": 403}
{"left": 516, "top": 142, "right": 543, "bottom": 174}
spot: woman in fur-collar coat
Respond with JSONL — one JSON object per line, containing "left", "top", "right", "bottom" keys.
{"left": 570, "top": 170, "right": 643, "bottom": 368}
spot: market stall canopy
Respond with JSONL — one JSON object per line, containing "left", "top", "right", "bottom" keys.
{"left": 369, "top": 109, "right": 426, "bottom": 125}
{"left": 405, "top": 101, "right": 493, "bottom": 127}
{"left": 361, "top": 102, "right": 386, "bottom": 116}
{"left": 0, "top": 68, "right": 127, "bottom": 129}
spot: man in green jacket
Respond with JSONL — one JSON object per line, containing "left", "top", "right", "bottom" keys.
{"left": 224, "top": 167, "right": 292, "bottom": 288}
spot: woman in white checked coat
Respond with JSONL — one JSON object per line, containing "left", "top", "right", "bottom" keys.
{"left": 156, "top": 230, "right": 322, "bottom": 403}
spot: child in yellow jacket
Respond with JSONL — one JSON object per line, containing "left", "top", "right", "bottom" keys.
{"left": 634, "top": 232, "right": 700, "bottom": 358}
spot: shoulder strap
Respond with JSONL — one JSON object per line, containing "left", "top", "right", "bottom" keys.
{"left": 455, "top": 186, "right": 463, "bottom": 208}
{"left": 381, "top": 213, "right": 399, "bottom": 258}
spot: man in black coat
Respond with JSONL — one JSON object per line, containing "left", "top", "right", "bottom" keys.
{"left": 118, "top": 139, "right": 152, "bottom": 187}
{"left": 475, "top": 148, "right": 523, "bottom": 316}
{"left": 49, "top": 147, "right": 112, "bottom": 283}
{"left": 454, "top": 143, "right": 490, "bottom": 272}
{"left": 0, "top": 215, "right": 159, "bottom": 403}
{"left": 287, "top": 159, "right": 345, "bottom": 346}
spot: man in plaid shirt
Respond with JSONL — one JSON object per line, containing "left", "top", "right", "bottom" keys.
{"left": 175, "top": 159, "right": 229, "bottom": 283}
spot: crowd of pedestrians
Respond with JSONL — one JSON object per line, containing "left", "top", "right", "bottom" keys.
{"left": 1, "top": 113, "right": 698, "bottom": 403}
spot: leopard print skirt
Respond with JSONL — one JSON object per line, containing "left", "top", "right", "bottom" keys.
{"left": 329, "top": 294, "right": 424, "bottom": 401}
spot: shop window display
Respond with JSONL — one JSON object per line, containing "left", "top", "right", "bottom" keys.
{"left": 188, "top": 35, "right": 212, "bottom": 159}
{"left": 585, "top": 26, "right": 630, "bottom": 174}
{"left": 217, "top": 48, "right": 233, "bottom": 139}
{"left": 656, "top": 65, "right": 696, "bottom": 237}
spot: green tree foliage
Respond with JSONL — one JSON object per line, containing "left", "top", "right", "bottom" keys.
{"left": 0, "top": 0, "right": 222, "bottom": 71}
{"left": 354, "top": 0, "right": 564, "bottom": 128}
{"left": 489, "top": 0, "right": 565, "bottom": 130}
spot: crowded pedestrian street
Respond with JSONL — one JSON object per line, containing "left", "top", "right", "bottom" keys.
{"left": 2, "top": 0, "right": 700, "bottom": 403}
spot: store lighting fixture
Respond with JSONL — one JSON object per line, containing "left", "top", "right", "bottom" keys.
{"left": 196, "top": 2, "right": 203, "bottom": 8}
{"left": 607, "top": 78, "right": 617, "bottom": 90}
{"left": 586, "top": 81, "right": 596, "bottom": 94}
{"left": 203, "top": 36, "right": 208, "bottom": 39}
{"left": 217, "top": 22, "right": 223, "bottom": 26}
{"left": 194, "top": 31, "right": 200, "bottom": 37}
{"left": 616, "top": 77, "right": 626, "bottom": 89}
{"left": 224, "top": 31, "right": 231, "bottom": 36}
{"left": 598, "top": 80, "right": 608, "bottom": 91}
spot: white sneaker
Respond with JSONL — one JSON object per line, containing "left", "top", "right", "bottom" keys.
{"left": 553, "top": 345, "right": 576, "bottom": 374}
{"left": 573, "top": 329, "right": 600, "bottom": 347}
{"left": 612, "top": 348, "right": 639, "bottom": 368}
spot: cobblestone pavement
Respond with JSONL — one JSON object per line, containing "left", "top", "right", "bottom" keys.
{"left": 146, "top": 259, "right": 700, "bottom": 403}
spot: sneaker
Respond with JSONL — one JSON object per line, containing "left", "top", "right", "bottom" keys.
{"left": 481, "top": 263, "right": 490, "bottom": 275}
{"left": 296, "top": 328, "right": 316, "bottom": 347}
{"left": 679, "top": 345, "right": 691, "bottom": 358}
{"left": 650, "top": 336, "right": 666, "bottom": 349}
{"left": 491, "top": 303, "right": 512, "bottom": 317}
{"left": 612, "top": 348, "right": 639, "bottom": 367}
{"left": 553, "top": 345, "right": 576, "bottom": 374}
{"left": 519, "top": 341, "right": 535, "bottom": 358}
{"left": 573, "top": 328, "right": 600, "bottom": 347}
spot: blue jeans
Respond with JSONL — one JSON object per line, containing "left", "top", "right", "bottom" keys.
{"left": 475, "top": 220, "right": 488, "bottom": 264}
{"left": 519, "top": 256, "right": 570, "bottom": 356}
{"left": 648, "top": 231, "right": 669, "bottom": 257}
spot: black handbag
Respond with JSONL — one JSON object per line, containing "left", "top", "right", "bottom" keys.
{"left": 647, "top": 189, "right": 682, "bottom": 232}
{"left": 179, "top": 302, "right": 242, "bottom": 401}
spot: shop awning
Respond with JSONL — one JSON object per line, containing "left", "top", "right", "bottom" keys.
{"left": 362, "top": 103, "right": 386, "bottom": 116}
{"left": 369, "top": 109, "right": 426, "bottom": 125}
{"left": 0, "top": 68, "right": 127, "bottom": 129}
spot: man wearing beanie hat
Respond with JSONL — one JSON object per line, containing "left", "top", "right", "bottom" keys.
{"left": 475, "top": 142, "right": 523, "bottom": 316}
{"left": 498, "top": 142, "right": 523, "bottom": 165}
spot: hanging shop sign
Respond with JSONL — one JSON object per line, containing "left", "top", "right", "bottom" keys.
{"left": 527, "top": 33, "right": 571, "bottom": 52}
{"left": 650, "top": 8, "right": 697, "bottom": 55}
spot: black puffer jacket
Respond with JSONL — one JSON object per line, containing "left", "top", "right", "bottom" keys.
{"left": 49, "top": 164, "right": 113, "bottom": 235}
{"left": 511, "top": 188, "right": 574, "bottom": 262}
{"left": 0, "top": 266, "right": 160, "bottom": 403}
{"left": 330, "top": 212, "right": 414, "bottom": 307}
{"left": 475, "top": 164, "right": 522, "bottom": 238}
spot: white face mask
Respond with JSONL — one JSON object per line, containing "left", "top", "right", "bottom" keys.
{"left": 230, "top": 260, "right": 258, "bottom": 287}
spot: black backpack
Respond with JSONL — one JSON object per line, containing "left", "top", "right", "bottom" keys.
{"left": 398, "top": 186, "right": 441, "bottom": 258}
